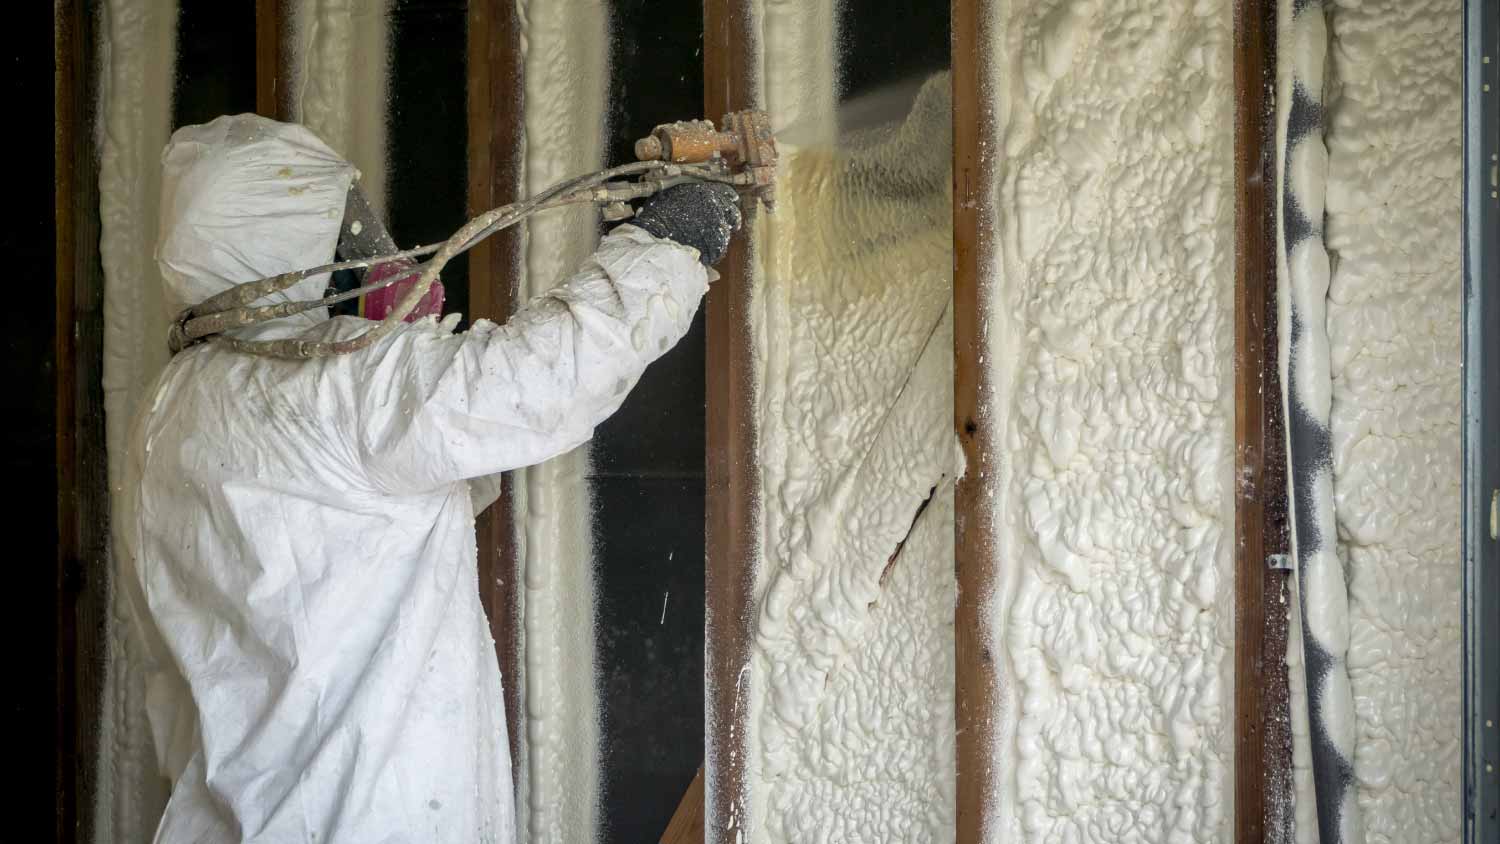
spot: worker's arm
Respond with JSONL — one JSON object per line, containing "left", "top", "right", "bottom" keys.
{"left": 353, "top": 185, "right": 739, "bottom": 493}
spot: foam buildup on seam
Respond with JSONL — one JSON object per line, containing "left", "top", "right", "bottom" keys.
{"left": 511, "top": 2, "right": 610, "bottom": 841}
{"left": 97, "top": 1, "right": 179, "bottom": 839}
{"left": 747, "top": 73, "right": 959, "bottom": 843}
{"left": 1324, "top": 1, "right": 1464, "bottom": 840}
{"left": 984, "top": 1, "right": 1236, "bottom": 840}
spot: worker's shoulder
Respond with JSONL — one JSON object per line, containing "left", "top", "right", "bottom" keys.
{"left": 140, "top": 327, "right": 368, "bottom": 482}
{"left": 161, "top": 316, "right": 466, "bottom": 410}
{"left": 161, "top": 314, "right": 479, "bottom": 401}
{"left": 157, "top": 324, "right": 362, "bottom": 417}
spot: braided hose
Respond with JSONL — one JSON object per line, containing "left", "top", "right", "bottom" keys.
{"left": 173, "top": 160, "right": 745, "bottom": 360}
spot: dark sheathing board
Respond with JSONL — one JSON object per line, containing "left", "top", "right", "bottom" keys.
{"left": 840, "top": 0, "right": 951, "bottom": 100}
{"left": 592, "top": 2, "right": 708, "bottom": 840}
{"left": 173, "top": 0, "right": 256, "bottom": 129}
{"left": 34, "top": 0, "right": 68, "bottom": 838}
{"left": 388, "top": 0, "right": 471, "bottom": 323}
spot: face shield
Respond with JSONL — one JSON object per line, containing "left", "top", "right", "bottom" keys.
{"left": 332, "top": 184, "right": 445, "bottom": 322}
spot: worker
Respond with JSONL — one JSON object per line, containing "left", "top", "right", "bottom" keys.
{"left": 117, "top": 114, "right": 741, "bottom": 842}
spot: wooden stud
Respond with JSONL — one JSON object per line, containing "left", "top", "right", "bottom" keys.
{"left": 658, "top": 766, "right": 706, "bottom": 844}
{"left": 702, "top": 1, "right": 758, "bottom": 840}
{"left": 255, "top": 0, "right": 290, "bottom": 121}
{"left": 57, "top": 1, "right": 108, "bottom": 840}
{"left": 951, "top": 1, "right": 1002, "bottom": 841}
{"left": 1233, "top": 1, "right": 1294, "bottom": 841}
{"left": 466, "top": 0, "right": 526, "bottom": 799}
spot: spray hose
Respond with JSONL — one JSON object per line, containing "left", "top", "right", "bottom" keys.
{"left": 169, "top": 159, "right": 754, "bottom": 360}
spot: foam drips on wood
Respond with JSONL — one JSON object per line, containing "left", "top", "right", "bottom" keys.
{"left": 983, "top": 1, "right": 1237, "bottom": 839}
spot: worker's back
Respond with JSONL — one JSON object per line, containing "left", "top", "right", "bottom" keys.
{"left": 118, "top": 315, "right": 515, "bottom": 843}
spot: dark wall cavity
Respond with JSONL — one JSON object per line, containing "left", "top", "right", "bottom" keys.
{"left": 593, "top": 2, "right": 708, "bottom": 840}
{"left": 27, "top": 3, "right": 62, "bottom": 838}
{"left": 388, "top": 0, "right": 471, "bottom": 323}
{"left": 839, "top": 0, "right": 951, "bottom": 100}
{"left": 172, "top": 0, "right": 256, "bottom": 129}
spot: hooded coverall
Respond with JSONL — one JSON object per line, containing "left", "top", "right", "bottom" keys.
{"left": 118, "top": 114, "right": 710, "bottom": 842}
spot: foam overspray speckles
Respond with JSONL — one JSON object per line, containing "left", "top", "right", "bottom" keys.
{"left": 984, "top": 1, "right": 1236, "bottom": 840}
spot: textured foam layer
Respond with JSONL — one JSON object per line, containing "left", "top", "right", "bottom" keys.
{"left": 290, "top": 0, "right": 391, "bottom": 211}
{"left": 96, "top": 1, "right": 178, "bottom": 839}
{"left": 1324, "top": 1, "right": 1464, "bottom": 840}
{"left": 759, "top": 0, "right": 838, "bottom": 147}
{"left": 512, "top": 2, "right": 610, "bottom": 841}
{"left": 747, "top": 74, "right": 959, "bottom": 842}
{"left": 984, "top": 1, "right": 1236, "bottom": 840}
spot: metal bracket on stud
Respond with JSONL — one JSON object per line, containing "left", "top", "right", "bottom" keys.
{"left": 1267, "top": 553, "right": 1293, "bottom": 572}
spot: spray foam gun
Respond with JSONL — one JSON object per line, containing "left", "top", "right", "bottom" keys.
{"left": 169, "top": 109, "right": 777, "bottom": 360}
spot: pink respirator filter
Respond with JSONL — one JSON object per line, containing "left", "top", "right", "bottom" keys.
{"left": 362, "top": 261, "right": 445, "bottom": 322}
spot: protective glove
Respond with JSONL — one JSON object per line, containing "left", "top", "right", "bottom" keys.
{"left": 629, "top": 183, "right": 743, "bottom": 267}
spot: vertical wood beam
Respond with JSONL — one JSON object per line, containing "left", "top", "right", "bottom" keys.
{"left": 952, "top": 1, "right": 1002, "bottom": 841}
{"left": 57, "top": 1, "right": 107, "bottom": 840}
{"left": 702, "top": 1, "right": 758, "bottom": 840}
{"left": 466, "top": 0, "right": 525, "bottom": 798}
{"left": 255, "top": 0, "right": 290, "bottom": 120}
{"left": 1234, "top": 1, "right": 1294, "bottom": 841}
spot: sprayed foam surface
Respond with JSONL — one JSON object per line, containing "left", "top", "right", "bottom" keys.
{"left": 1323, "top": 1, "right": 1464, "bottom": 840}
{"left": 746, "top": 72, "right": 959, "bottom": 841}
{"left": 96, "top": 1, "right": 178, "bottom": 839}
{"left": 758, "top": 0, "right": 837, "bottom": 147}
{"left": 290, "top": 0, "right": 390, "bottom": 212}
{"left": 512, "top": 2, "right": 610, "bottom": 840}
{"left": 984, "top": 2, "right": 1236, "bottom": 840}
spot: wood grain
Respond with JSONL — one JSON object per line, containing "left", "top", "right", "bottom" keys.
{"left": 951, "top": 1, "right": 1003, "bottom": 841}
{"left": 465, "top": 0, "right": 526, "bottom": 798}
{"left": 56, "top": 1, "right": 108, "bottom": 840}
{"left": 1233, "top": 1, "right": 1294, "bottom": 841}
{"left": 702, "top": 1, "right": 759, "bottom": 839}
{"left": 659, "top": 766, "right": 706, "bottom": 844}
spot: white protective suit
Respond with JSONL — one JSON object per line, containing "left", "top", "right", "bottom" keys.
{"left": 117, "top": 115, "right": 709, "bottom": 843}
